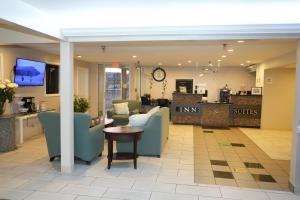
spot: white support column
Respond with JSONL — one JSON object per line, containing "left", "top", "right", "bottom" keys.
{"left": 290, "top": 40, "right": 300, "bottom": 193}
{"left": 60, "top": 41, "right": 74, "bottom": 173}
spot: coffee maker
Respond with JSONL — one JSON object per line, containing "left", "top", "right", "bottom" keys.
{"left": 21, "top": 97, "right": 35, "bottom": 113}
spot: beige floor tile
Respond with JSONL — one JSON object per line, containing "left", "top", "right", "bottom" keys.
{"left": 194, "top": 176, "right": 216, "bottom": 184}
{"left": 215, "top": 178, "right": 237, "bottom": 187}
{"left": 230, "top": 167, "right": 248, "bottom": 173}
{"left": 211, "top": 165, "right": 231, "bottom": 172}
{"left": 257, "top": 182, "right": 282, "bottom": 190}
{"left": 266, "top": 169, "right": 289, "bottom": 176}
{"left": 194, "top": 169, "right": 214, "bottom": 177}
{"left": 233, "top": 172, "right": 255, "bottom": 181}
{"left": 236, "top": 180, "right": 260, "bottom": 189}
{"left": 248, "top": 168, "right": 269, "bottom": 175}
{"left": 272, "top": 175, "right": 289, "bottom": 184}
{"left": 228, "top": 161, "right": 246, "bottom": 168}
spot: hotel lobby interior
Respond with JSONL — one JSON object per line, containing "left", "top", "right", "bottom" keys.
{"left": 1, "top": 1, "right": 300, "bottom": 200}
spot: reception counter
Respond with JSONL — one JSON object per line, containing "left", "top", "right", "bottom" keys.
{"left": 171, "top": 93, "right": 262, "bottom": 128}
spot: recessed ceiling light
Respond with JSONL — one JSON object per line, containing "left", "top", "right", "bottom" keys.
{"left": 132, "top": 55, "right": 137, "bottom": 58}
{"left": 77, "top": 55, "right": 82, "bottom": 58}
{"left": 227, "top": 49, "right": 234, "bottom": 52}
{"left": 240, "top": 63, "right": 244, "bottom": 66}
{"left": 187, "top": 60, "right": 192, "bottom": 63}
{"left": 221, "top": 55, "right": 227, "bottom": 58}
{"left": 246, "top": 60, "right": 251, "bottom": 63}
{"left": 205, "top": 68, "right": 209, "bottom": 71}
{"left": 158, "top": 62, "right": 162, "bottom": 66}
{"left": 199, "top": 73, "right": 204, "bottom": 77}
{"left": 237, "top": 40, "right": 245, "bottom": 43}
{"left": 178, "top": 63, "right": 182, "bottom": 66}
{"left": 217, "top": 59, "right": 222, "bottom": 62}
{"left": 248, "top": 66, "right": 253, "bottom": 69}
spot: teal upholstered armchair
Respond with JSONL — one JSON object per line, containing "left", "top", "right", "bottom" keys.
{"left": 116, "top": 107, "right": 169, "bottom": 157}
{"left": 107, "top": 100, "right": 141, "bottom": 126}
{"left": 38, "top": 112, "right": 104, "bottom": 164}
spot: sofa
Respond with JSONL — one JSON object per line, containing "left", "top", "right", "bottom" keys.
{"left": 116, "top": 107, "right": 169, "bottom": 157}
{"left": 38, "top": 112, "right": 104, "bottom": 164}
{"left": 107, "top": 100, "right": 141, "bottom": 126}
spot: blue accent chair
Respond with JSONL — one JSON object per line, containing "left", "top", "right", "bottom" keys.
{"left": 116, "top": 107, "right": 169, "bottom": 157}
{"left": 38, "top": 112, "right": 104, "bottom": 164}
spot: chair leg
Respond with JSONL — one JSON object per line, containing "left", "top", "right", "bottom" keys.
{"left": 98, "top": 153, "right": 102, "bottom": 157}
{"left": 86, "top": 161, "right": 91, "bottom": 165}
{"left": 49, "top": 157, "right": 55, "bottom": 162}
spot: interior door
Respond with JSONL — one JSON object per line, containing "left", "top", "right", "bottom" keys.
{"left": 77, "top": 67, "right": 89, "bottom": 99}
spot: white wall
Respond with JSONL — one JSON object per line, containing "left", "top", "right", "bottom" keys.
{"left": 0, "top": 46, "right": 98, "bottom": 116}
{"left": 261, "top": 67, "right": 296, "bottom": 130}
{"left": 142, "top": 66, "right": 255, "bottom": 101}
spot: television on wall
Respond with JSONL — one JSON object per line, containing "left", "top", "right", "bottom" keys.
{"left": 14, "top": 58, "right": 46, "bottom": 86}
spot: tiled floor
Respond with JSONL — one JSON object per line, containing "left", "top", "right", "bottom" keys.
{"left": 194, "top": 126, "right": 291, "bottom": 191}
{"left": 240, "top": 128, "right": 292, "bottom": 160}
{"left": 0, "top": 124, "right": 299, "bottom": 200}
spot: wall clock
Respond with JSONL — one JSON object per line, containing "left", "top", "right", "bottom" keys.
{"left": 152, "top": 67, "right": 166, "bottom": 82}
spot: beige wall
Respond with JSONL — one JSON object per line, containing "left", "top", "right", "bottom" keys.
{"left": 142, "top": 66, "right": 255, "bottom": 101}
{"left": 261, "top": 67, "right": 296, "bottom": 130}
{"left": 0, "top": 46, "right": 98, "bottom": 116}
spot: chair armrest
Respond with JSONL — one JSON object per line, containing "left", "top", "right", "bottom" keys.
{"left": 89, "top": 124, "right": 104, "bottom": 135}
{"left": 130, "top": 109, "right": 140, "bottom": 115}
{"left": 107, "top": 110, "right": 114, "bottom": 118}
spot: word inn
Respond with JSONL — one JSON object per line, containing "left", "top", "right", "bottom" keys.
{"left": 176, "top": 106, "right": 200, "bottom": 113}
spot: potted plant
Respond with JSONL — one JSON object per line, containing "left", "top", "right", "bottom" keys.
{"left": 74, "top": 96, "right": 89, "bottom": 113}
{"left": 0, "top": 79, "right": 18, "bottom": 115}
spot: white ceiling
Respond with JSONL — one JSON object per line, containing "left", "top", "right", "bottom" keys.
{"left": 18, "top": 0, "right": 300, "bottom": 28}
{"left": 21, "top": 39, "right": 297, "bottom": 68}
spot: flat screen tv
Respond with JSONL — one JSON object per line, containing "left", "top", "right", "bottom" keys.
{"left": 14, "top": 58, "right": 46, "bottom": 86}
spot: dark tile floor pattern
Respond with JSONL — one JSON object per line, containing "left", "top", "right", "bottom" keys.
{"left": 194, "top": 126, "right": 290, "bottom": 191}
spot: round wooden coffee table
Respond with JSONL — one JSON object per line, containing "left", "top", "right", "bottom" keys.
{"left": 103, "top": 127, "right": 143, "bottom": 169}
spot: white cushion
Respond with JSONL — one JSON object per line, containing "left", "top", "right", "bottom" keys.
{"left": 113, "top": 102, "right": 129, "bottom": 115}
{"left": 147, "top": 106, "right": 160, "bottom": 116}
{"left": 128, "top": 113, "right": 150, "bottom": 127}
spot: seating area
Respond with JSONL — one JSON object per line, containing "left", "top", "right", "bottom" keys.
{"left": 38, "top": 112, "right": 105, "bottom": 164}
{"left": 1, "top": 3, "right": 300, "bottom": 198}
{"left": 37, "top": 100, "right": 169, "bottom": 165}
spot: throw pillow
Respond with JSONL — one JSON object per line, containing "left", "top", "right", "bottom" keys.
{"left": 128, "top": 113, "right": 150, "bottom": 127}
{"left": 114, "top": 102, "right": 129, "bottom": 115}
{"left": 147, "top": 106, "right": 160, "bottom": 116}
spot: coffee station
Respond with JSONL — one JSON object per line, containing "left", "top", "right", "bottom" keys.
{"left": 14, "top": 96, "right": 54, "bottom": 144}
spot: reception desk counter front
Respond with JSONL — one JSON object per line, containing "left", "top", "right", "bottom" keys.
{"left": 171, "top": 93, "right": 262, "bottom": 128}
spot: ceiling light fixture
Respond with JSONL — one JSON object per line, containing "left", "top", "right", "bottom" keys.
{"left": 187, "top": 60, "right": 192, "bottom": 64}
{"left": 178, "top": 63, "right": 182, "bottom": 66}
{"left": 217, "top": 59, "right": 222, "bottom": 62}
{"left": 77, "top": 55, "right": 82, "bottom": 58}
{"left": 227, "top": 49, "right": 234, "bottom": 52}
{"left": 240, "top": 63, "right": 244, "bottom": 66}
{"left": 237, "top": 40, "right": 245, "bottom": 43}
{"left": 158, "top": 62, "right": 162, "bottom": 66}
{"left": 132, "top": 55, "right": 137, "bottom": 58}
{"left": 246, "top": 60, "right": 251, "bottom": 63}
{"left": 221, "top": 55, "right": 227, "bottom": 58}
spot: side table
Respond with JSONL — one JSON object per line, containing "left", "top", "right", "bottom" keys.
{"left": 103, "top": 127, "right": 143, "bottom": 169}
